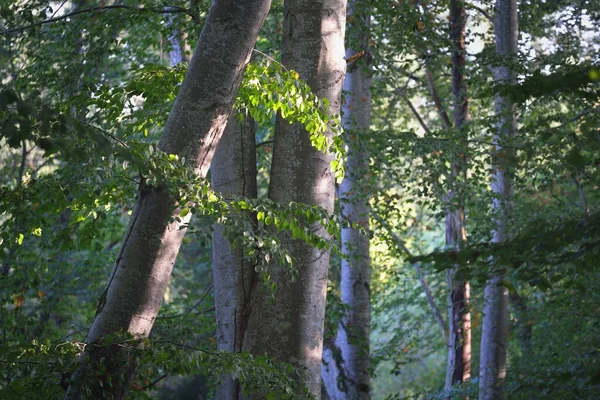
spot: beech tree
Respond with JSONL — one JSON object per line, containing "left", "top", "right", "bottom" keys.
{"left": 65, "top": 1, "right": 271, "bottom": 397}
{"left": 444, "top": 0, "right": 471, "bottom": 395}
{"left": 322, "top": 0, "right": 373, "bottom": 398}
{"left": 211, "top": 116, "right": 258, "bottom": 399}
{"left": 242, "top": 0, "right": 347, "bottom": 396}
{"left": 479, "top": 0, "right": 518, "bottom": 399}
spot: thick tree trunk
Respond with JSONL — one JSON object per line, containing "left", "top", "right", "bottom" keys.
{"left": 65, "top": 1, "right": 271, "bottom": 398}
{"left": 242, "top": 0, "right": 347, "bottom": 397}
{"left": 211, "top": 116, "right": 257, "bottom": 400}
{"left": 322, "top": 2, "right": 372, "bottom": 399}
{"left": 479, "top": 1, "right": 518, "bottom": 399}
{"left": 445, "top": 0, "right": 471, "bottom": 396}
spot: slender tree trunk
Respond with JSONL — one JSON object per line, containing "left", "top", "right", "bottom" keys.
{"left": 65, "top": 1, "right": 271, "bottom": 398}
{"left": 242, "top": 0, "right": 347, "bottom": 397}
{"left": 445, "top": 0, "right": 471, "bottom": 396}
{"left": 479, "top": 1, "right": 518, "bottom": 399}
{"left": 322, "top": 2, "right": 372, "bottom": 398}
{"left": 211, "top": 116, "right": 257, "bottom": 400}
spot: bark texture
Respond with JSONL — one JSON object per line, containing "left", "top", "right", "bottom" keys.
{"left": 211, "top": 117, "right": 257, "bottom": 400}
{"left": 322, "top": 2, "right": 372, "bottom": 398}
{"left": 65, "top": 1, "right": 271, "bottom": 398}
{"left": 479, "top": 1, "right": 518, "bottom": 399}
{"left": 445, "top": 0, "right": 471, "bottom": 395}
{"left": 242, "top": 0, "right": 347, "bottom": 397}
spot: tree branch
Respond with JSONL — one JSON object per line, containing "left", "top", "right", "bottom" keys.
{"left": 401, "top": 92, "right": 433, "bottom": 135}
{"left": 465, "top": 2, "right": 493, "bottom": 22}
{"left": 424, "top": 67, "right": 453, "bottom": 130}
{"left": 2, "top": 5, "right": 192, "bottom": 36}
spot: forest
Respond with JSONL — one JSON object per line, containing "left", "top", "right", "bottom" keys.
{"left": 0, "top": 0, "right": 599, "bottom": 399}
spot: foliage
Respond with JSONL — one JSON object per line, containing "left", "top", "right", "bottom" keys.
{"left": 1, "top": 0, "right": 600, "bottom": 398}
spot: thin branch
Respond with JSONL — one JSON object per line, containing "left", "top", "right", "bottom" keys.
{"left": 465, "top": 2, "right": 493, "bottom": 22}
{"left": 573, "top": 176, "right": 590, "bottom": 217}
{"left": 252, "top": 48, "right": 287, "bottom": 71}
{"left": 184, "top": 283, "right": 213, "bottom": 318}
{"left": 256, "top": 139, "right": 274, "bottom": 148}
{"left": 371, "top": 213, "right": 448, "bottom": 339}
{"left": 401, "top": 93, "right": 433, "bottom": 135}
{"left": 138, "top": 373, "right": 168, "bottom": 391}
{"left": 157, "top": 284, "right": 214, "bottom": 319}
{"left": 79, "top": 120, "right": 129, "bottom": 147}
{"left": 17, "top": 141, "right": 27, "bottom": 187}
{"left": 2, "top": 5, "right": 192, "bottom": 36}
{"left": 424, "top": 67, "right": 453, "bottom": 130}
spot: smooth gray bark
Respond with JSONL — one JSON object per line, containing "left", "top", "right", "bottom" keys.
{"left": 479, "top": 1, "right": 518, "bottom": 399}
{"left": 445, "top": 0, "right": 471, "bottom": 395}
{"left": 65, "top": 1, "right": 271, "bottom": 398}
{"left": 211, "top": 116, "right": 257, "bottom": 400}
{"left": 242, "top": 0, "right": 347, "bottom": 397}
{"left": 322, "top": 2, "right": 372, "bottom": 398}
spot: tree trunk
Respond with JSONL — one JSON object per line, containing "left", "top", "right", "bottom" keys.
{"left": 242, "top": 0, "right": 347, "bottom": 397}
{"left": 509, "top": 291, "right": 532, "bottom": 353}
{"left": 166, "top": 4, "right": 194, "bottom": 65}
{"left": 211, "top": 116, "right": 257, "bottom": 400}
{"left": 65, "top": 1, "right": 271, "bottom": 398}
{"left": 479, "top": 1, "right": 518, "bottom": 399}
{"left": 445, "top": 0, "right": 471, "bottom": 396}
{"left": 322, "top": 2, "right": 372, "bottom": 398}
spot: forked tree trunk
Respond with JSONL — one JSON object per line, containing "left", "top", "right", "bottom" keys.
{"left": 211, "top": 116, "right": 257, "bottom": 399}
{"left": 479, "top": 1, "right": 518, "bottom": 399}
{"left": 322, "top": 1, "right": 372, "bottom": 398}
{"left": 242, "top": 0, "right": 347, "bottom": 397}
{"left": 65, "top": 1, "right": 271, "bottom": 398}
{"left": 445, "top": 0, "right": 471, "bottom": 396}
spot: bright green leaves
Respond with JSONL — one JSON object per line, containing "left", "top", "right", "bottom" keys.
{"left": 237, "top": 60, "right": 345, "bottom": 179}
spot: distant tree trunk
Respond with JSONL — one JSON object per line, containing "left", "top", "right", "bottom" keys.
{"left": 242, "top": 0, "right": 347, "bottom": 397}
{"left": 211, "top": 116, "right": 257, "bottom": 399}
{"left": 65, "top": 1, "right": 271, "bottom": 398}
{"left": 509, "top": 291, "right": 532, "bottom": 352}
{"left": 166, "top": 13, "right": 193, "bottom": 65}
{"left": 322, "top": 1, "right": 372, "bottom": 398}
{"left": 445, "top": 0, "right": 471, "bottom": 396}
{"left": 479, "top": 1, "right": 518, "bottom": 399}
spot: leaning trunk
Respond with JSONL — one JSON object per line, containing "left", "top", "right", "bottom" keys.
{"left": 322, "top": 2, "right": 372, "bottom": 399}
{"left": 242, "top": 0, "right": 347, "bottom": 397}
{"left": 479, "top": 0, "right": 518, "bottom": 399}
{"left": 445, "top": 0, "right": 471, "bottom": 396}
{"left": 211, "top": 116, "right": 257, "bottom": 399}
{"left": 65, "top": 1, "right": 271, "bottom": 398}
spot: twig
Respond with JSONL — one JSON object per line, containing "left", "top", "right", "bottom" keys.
{"left": 252, "top": 48, "right": 287, "bottom": 71}
{"left": 17, "top": 141, "right": 27, "bottom": 187}
{"left": 158, "top": 285, "right": 214, "bottom": 319}
{"left": 138, "top": 373, "right": 168, "bottom": 391}
{"left": 256, "top": 139, "right": 274, "bottom": 148}
{"left": 401, "top": 93, "right": 433, "bottom": 135}
{"left": 184, "top": 284, "right": 213, "bottom": 318}
{"left": 2, "top": 5, "right": 192, "bottom": 36}
{"left": 424, "top": 67, "right": 453, "bottom": 130}
{"left": 79, "top": 120, "right": 129, "bottom": 147}
{"left": 465, "top": 2, "right": 493, "bottom": 22}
